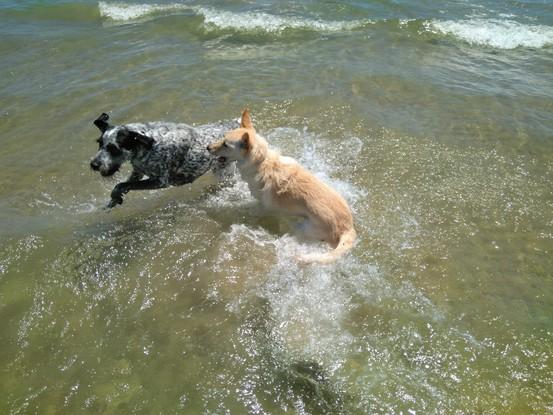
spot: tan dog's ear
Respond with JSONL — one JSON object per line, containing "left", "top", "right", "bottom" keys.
{"left": 241, "top": 132, "right": 250, "bottom": 150}
{"left": 241, "top": 108, "right": 253, "bottom": 129}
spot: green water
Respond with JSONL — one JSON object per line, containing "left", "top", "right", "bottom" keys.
{"left": 1, "top": 1, "right": 553, "bottom": 414}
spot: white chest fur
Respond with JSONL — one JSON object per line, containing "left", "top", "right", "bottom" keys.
{"left": 238, "top": 155, "right": 300, "bottom": 213}
{"left": 238, "top": 162, "right": 263, "bottom": 200}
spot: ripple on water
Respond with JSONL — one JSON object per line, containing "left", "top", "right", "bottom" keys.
{"left": 3, "top": 114, "right": 553, "bottom": 413}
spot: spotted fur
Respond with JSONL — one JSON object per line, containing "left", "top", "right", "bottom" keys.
{"left": 90, "top": 114, "right": 238, "bottom": 208}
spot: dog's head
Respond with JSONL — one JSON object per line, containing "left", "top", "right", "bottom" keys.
{"left": 90, "top": 113, "right": 154, "bottom": 177}
{"left": 207, "top": 109, "right": 261, "bottom": 163}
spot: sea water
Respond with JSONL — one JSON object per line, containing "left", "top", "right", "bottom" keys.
{"left": 1, "top": 1, "right": 552, "bottom": 413}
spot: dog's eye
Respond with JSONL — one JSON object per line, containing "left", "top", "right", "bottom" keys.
{"left": 223, "top": 142, "right": 229, "bottom": 148}
{"left": 106, "top": 143, "right": 123, "bottom": 156}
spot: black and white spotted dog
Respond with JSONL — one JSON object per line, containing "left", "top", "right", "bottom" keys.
{"left": 90, "top": 113, "right": 238, "bottom": 208}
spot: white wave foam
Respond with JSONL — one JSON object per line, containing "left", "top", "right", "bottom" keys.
{"left": 97, "top": 2, "right": 368, "bottom": 32}
{"left": 98, "top": 1, "right": 189, "bottom": 21}
{"left": 427, "top": 18, "right": 553, "bottom": 49}
{"left": 196, "top": 6, "right": 368, "bottom": 33}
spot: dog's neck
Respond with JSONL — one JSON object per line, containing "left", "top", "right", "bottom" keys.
{"left": 246, "top": 133, "right": 269, "bottom": 163}
{"left": 237, "top": 134, "right": 271, "bottom": 168}
{"left": 236, "top": 134, "right": 281, "bottom": 198}
{"left": 128, "top": 145, "right": 150, "bottom": 167}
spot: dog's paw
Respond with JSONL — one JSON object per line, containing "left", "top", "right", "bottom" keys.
{"left": 105, "top": 196, "right": 123, "bottom": 209}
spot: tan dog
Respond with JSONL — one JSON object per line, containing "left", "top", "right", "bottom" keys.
{"left": 207, "top": 109, "right": 356, "bottom": 264}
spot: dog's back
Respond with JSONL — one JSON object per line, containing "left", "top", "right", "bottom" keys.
{"left": 127, "top": 120, "right": 239, "bottom": 185}
{"left": 125, "top": 120, "right": 238, "bottom": 145}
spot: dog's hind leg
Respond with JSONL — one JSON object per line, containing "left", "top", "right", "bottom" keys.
{"left": 107, "top": 178, "right": 165, "bottom": 208}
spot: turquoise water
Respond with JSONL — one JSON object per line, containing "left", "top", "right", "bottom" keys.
{"left": 1, "top": 1, "right": 553, "bottom": 413}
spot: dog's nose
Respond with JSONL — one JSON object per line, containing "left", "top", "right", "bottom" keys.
{"left": 206, "top": 145, "right": 212, "bottom": 152}
{"left": 90, "top": 160, "right": 100, "bottom": 171}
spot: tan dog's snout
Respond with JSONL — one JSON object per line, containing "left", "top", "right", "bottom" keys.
{"left": 206, "top": 142, "right": 221, "bottom": 154}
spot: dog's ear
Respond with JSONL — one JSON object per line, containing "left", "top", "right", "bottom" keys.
{"left": 94, "top": 113, "right": 110, "bottom": 132}
{"left": 241, "top": 132, "right": 251, "bottom": 151}
{"left": 240, "top": 108, "right": 253, "bottom": 129}
{"left": 130, "top": 131, "right": 155, "bottom": 149}
{"left": 121, "top": 130, "right": 155, "bottom": 151}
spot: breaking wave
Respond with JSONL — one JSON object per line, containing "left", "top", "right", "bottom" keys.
{"left": 98, "top": 2, "right": 369, "bottom": 32}
{"left": 97, "top": 1, "right": 190, "bottom": 21}
{"left": 96, "top": 3, "right": 553, "bottom": 49}
{"left": 196, "top": 7, "right": 368, "bottom": 33}
{"left": 8, "top": 2, "right": 551, "bottom": 49}
{"left": 426, "top": 18, "right": 553, "bottom": 49}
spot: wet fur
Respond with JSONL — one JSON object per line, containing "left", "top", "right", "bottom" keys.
{"left": 91, "top": 114, "right": 238, "bottom": 208}
{"left": 207, "top": 109, "right": 356, "bottom": 264}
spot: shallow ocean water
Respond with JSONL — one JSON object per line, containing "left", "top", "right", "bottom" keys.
{"left": 1, "top": 1, "right": 552, "bottom": 414}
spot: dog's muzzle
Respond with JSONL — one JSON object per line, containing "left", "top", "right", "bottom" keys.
{"left": 207, "top": 144, "right": 226, "bottom": 162}
{"left": 90, "top": 160, "right": 100, "bottom": 171}
{"left": 90, "top": 160, "right": 119, "bottom": 176}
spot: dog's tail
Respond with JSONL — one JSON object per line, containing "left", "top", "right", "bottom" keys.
{"left": 297, "top": 227, "right": 356, "bottom": 265}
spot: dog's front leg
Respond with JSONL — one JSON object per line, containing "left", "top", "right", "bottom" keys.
{"left": 128, "top": 170, "right": 143, "bottom": 182}
{"left": 107, "top": 178, "right": 165, "bottom": 208}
